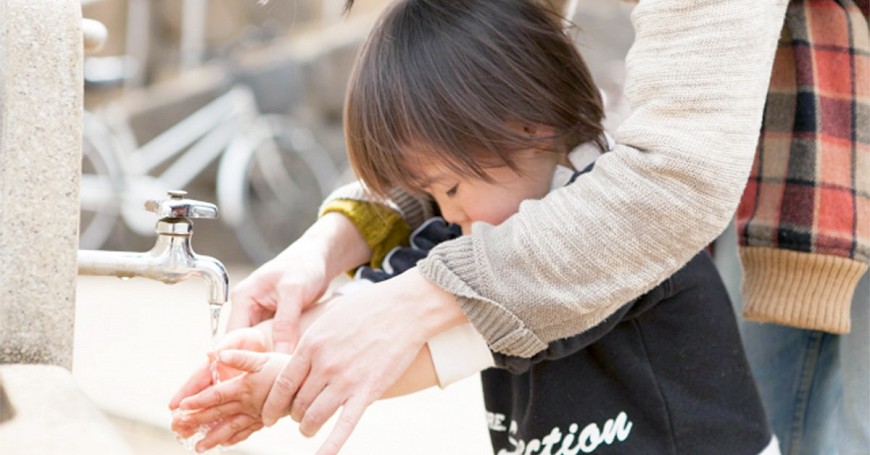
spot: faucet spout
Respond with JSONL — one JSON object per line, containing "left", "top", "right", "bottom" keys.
{"left": 192, "top": 255, "right": 229, "bottom": 305}
{"left": 77, "top": 220, "right": 229, "bottom": 306}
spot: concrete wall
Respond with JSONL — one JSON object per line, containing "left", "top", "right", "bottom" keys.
{"left": 0, "top": 0, "right": 83, "bottom": 369}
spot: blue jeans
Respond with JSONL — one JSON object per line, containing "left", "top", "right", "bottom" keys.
{"left": 715, "top": 222, "right": 870, "bottom": 455}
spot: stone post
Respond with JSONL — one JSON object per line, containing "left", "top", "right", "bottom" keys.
{"left": 0, "top": 0, "right": 83, "bottom": 369}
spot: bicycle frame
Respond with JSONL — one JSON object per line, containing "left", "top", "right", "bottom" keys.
{"left": 80, "top": 81, "right": 339, "bottom": 261}
{"left": 84, "top": 85, "right": 261, "bottom": 236}
{"left": 130, "top": 86, "right": 257, "bottom": 181}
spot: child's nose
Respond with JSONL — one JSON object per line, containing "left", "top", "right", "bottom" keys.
{"left": 439, "top": 205, "right": 467, "bottom": 230}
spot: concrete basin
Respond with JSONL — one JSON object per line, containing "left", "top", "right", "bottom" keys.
{"left": 0, "top": 364, "right": 132, "bottom": 454}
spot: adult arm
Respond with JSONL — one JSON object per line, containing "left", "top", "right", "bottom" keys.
{"left": 737, "top": 1, "right": 869, "bottom": 334}
{"left": 322, "top": 0, "right": 791, "bottom": 357}
{"left": 418, "top": 0, "right": 791, "bottom": 357}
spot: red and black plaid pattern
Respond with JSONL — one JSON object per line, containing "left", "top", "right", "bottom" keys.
{"left": 738, "top": 0, "right": 869, "bottom": 263}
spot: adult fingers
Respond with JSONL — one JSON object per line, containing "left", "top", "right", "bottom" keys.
{"left": 226, "top": 297, "right": 272, "bottom": 332}
{"left": 271, "top": 283, "right": 305, "bottom": 353}
{"left": 288, "top": 364, "right": 329, "bottom": 424}
{"left": 296, "top": 383, "right": 343, "bottom": 437}
{"left": 168, "top": 359, "right": 212, "bottom": 410}
{"left": 313, "top": 397, "right": 368, "bottom": 455}
{"left": 196, "top": 414, "right": 260, "bottom": 453}
{"left": 226, "top": 278, "right": 275, "bottom": 332}
{"left": 261, "top": 352, "right": 311, "bottom": 426}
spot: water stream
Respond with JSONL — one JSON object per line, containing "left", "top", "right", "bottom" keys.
{"left": 176, "top": 302, "right": 226, "bottom": 453}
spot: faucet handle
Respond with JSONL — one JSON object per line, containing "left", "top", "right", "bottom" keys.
{"left": 145, "top": 190, "right": 219, "bottom": 220}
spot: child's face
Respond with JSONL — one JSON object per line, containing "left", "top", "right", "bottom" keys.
{"left": 417, "top": 149, "right": 564, "bottom": 235}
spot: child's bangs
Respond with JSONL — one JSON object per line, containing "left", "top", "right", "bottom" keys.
{"left": 347, "top": 66, "right": 495, "bottom": 197}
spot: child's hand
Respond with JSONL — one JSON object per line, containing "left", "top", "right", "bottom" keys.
{"left": 169, "top": 327, "right": 271, "bottom": 413}
{"left": 173, "top": 350, "right": 291, "bottom": 452}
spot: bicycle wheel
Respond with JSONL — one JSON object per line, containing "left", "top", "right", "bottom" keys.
{"left": 218, "top": 114, "right": 339, "bottom": 265}
{"left": 79, "top": 111, "right": 125, "bottom": 249}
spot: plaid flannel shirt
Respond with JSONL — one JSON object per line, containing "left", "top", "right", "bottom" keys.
{"left": 737, "top": 0, "right": 869, "bottom": 333}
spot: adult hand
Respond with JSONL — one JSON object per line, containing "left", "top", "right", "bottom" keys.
{"left": 227, "top": 212, "right": 372, "bottom": 353}
{"left": 259, "top": 268, "right": 468, "bottom": 455}
{"left": 227, "top": 250, "right": 329, "bottom": 354}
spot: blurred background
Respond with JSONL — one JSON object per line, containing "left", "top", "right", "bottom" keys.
{"left": 73, "top": 0, "right": 635, "bottom": 454}
{"left": 77, "top": 0, "right": 634, "bottom": 267}
{"left": 79, "top": 0, "right": 387, "bottom": 265}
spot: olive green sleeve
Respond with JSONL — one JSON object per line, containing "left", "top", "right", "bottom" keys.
{"left": 320, "top": 198, "right": 410, "bottom": 270}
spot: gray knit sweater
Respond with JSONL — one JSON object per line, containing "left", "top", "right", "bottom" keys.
{"left": 326, "top": 0, "right": 790, "bottom": 358}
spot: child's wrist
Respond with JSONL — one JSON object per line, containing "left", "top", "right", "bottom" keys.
{"left": 310, "top": 212, "right": 372, "bottom": 276}
{"left": 253, "top": 319, "right": 274, "bottom": 350}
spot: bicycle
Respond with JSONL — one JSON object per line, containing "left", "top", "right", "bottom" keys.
{"left": 80, "top": 82, "right": 340, "bottom": 265}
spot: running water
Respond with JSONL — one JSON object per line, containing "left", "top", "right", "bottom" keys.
{"left": 176, "top": 303, "right": 226, "bottom": 454}
{"left": 209, "top": 303, "right": 222, "bottom": 383}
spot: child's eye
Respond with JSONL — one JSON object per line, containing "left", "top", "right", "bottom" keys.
{"left": 446, "top": 185, "right": 458, "bottom": 197}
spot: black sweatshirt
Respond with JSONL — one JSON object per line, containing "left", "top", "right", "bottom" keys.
{"left": 483, "top": 252, "right": 772, "bottom": 454}
{"left": 355, "top": 160, "right": 773, "bottom": 454}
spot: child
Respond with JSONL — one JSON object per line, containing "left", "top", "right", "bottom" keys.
{"left": 172, "top": 1, "right": 779, "bottom": 453}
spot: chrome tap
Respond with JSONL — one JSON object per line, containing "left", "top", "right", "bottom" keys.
{"left": 77, "top": 191, "right": 229, "bottom": 306}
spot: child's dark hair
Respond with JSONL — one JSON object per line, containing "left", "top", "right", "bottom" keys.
{"left": 344, "top": 0, "right": 604, "bottom": 197}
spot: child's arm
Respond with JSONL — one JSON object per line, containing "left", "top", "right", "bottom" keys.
{"left": 383, "top": 344, "right": 439, "bottom": 399}
{"left": 172, "top": 344, "right": 439, "bottom": 452}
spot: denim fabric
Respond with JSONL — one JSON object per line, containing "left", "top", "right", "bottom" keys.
{"left": 738, "top": 309, "right": 842, "bottom": 454}
{"left": 837, "top": 271, "right": 870, "bottom": 455}
{"left": 715, "top": 221, "right": 870, "bottom": 455}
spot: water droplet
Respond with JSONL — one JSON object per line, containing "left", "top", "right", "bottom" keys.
{"left": 209, "top": 303, "right": 223, "bottom": 341}
{"left": 118, "top": 276, "right": 131, "bottom": 281}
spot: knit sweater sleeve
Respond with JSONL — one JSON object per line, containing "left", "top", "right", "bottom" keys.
{"left": 319, "top": 182, "right": 435, "bottom": 268}
{"left": 417, "top": 0, "right": 790, "bottom": 358}
{"left": 320, "top": 182, "right": 435, "bottom": 233}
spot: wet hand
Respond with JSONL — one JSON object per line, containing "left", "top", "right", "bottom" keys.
{"left": 168, "top": 328, "right": 270, "bottom": 412}
{"left": 175, "top": 350, "right": 290, "bottom": 451}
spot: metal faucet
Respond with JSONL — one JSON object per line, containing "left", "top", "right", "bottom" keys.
{"left": 77, "top": 190, "right": 229, "bottom": 306}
